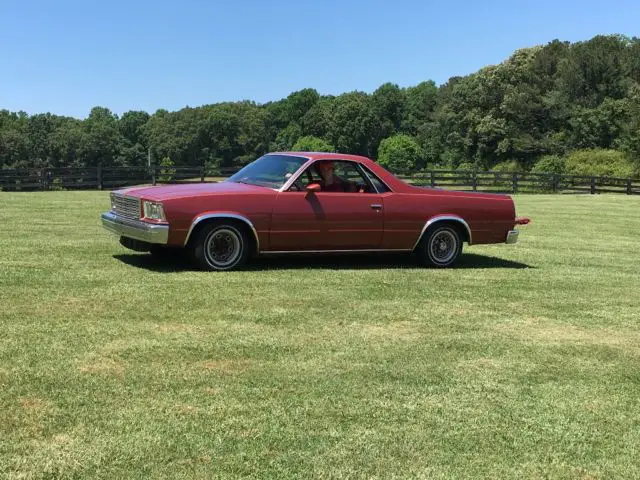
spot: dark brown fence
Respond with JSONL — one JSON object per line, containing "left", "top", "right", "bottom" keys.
{"left": 397, "top": 171, "right": 640, "bottom": 195}
{"left": 1, "top": 166, "right": 639, "bottom": 194}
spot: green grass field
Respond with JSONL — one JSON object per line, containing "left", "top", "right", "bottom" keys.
{"left": 1, "top": 192, "right": 639, "bottom": 479}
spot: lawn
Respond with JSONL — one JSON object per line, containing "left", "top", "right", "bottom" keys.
{"left": 1, "top": 192, "right": 639, "bottom": 479}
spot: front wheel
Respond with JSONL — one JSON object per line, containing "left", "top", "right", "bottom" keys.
{"left": 191, "top": 223, "right": 250, "bottom": 271}
{"left": 416, "top": 225, "right": 463, "bottom": 268}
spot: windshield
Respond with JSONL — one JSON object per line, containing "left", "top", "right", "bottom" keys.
{"left": 227, "top": 154, "right": 308, "bottom": 189}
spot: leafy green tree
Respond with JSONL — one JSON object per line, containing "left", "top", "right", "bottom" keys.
{"left": 283, "top": 89, "right": 320, "bottom": 126}
{"left": 267, "top": 88, "right": 320, "bottom": 130}
{"left": 377, "top": 134, "right": 422, "bottom": 173}
{"left": 403, "top": 81, "right": 438, "bottom": 133}
{"left": 271, "top": 122, "right": 302, "bottom": 151}
{"left": 301, "top": 98, "right": 334, "bottom": 139}
{"left": 618, "top": 84, "right": 640, "bottom": 171}
{"left": 119, "top": 111, "right": 150, "bottom": 146}
{"left": 80, "top": 107, "right": 124, "bottom": 167}
{"left": 327, "top": 92, "right": 377, "bottom": 156}
{"left": 292, "top": 136, "right": 335, "bottom": 152}
{"left": 48, "top": 119, "right": 84, "bottom": 168}
{"left": 371, "top": 83, "right": 406, "bottom": 147}
{"left": 0, "top": 111, "right": 29, "bottom": 168}
{"left": 27, "top": 114, "right": 58, "bottom": 167}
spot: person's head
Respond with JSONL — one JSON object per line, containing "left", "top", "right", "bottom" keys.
{"left": 317, "top": 161, "right": 334, "bottom": 183}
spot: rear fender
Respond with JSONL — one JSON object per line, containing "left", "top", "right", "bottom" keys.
{"left": 413, "top": 215, "right": 472, "bottom": 250}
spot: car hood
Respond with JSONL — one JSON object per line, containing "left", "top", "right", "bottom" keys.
{"left": 117, "top": 181, "right": 272, "bottom": 201}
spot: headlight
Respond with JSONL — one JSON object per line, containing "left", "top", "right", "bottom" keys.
{"left": 110, "top": 193, "right": 117, "bottom": 211}
{"left": 143, "top": 201, "right": 166, "bottom": 221}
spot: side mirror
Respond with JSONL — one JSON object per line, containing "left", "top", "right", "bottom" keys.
{"left": 306, "top": 183, "right": 321, "bottom": 194}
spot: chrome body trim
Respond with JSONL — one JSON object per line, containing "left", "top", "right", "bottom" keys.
{"left": 412, "top": 215, "right": 473, "bottom": 250}
{"left": 101, "top": 211, "right": 169, "bottom": 244}
{"left": 260, "top": 248, "right": 412, "bottom": 255}
{"left": 184, "top": 213, "right": 260, "bottom": 252}
{"left": 505, "top": 230, "right": 519, "bottom": 244}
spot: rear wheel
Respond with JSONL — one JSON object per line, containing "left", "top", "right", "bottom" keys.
{"left": 416, "top": 225, "right": 463, "bottom": 268}
{"left": 191, "top": 223, "right": 249, "bottom": 271}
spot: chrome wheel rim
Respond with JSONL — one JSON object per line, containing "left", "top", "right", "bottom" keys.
{"left": 429, "top": 229, "right": 457, "bottom": 264}
{"left": 204, "top": 228, "right": 242, "bottom": 268}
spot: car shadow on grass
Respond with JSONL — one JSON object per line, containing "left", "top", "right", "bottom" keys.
{"left": 113, "top": 252, "right": 532, "bottom": 272}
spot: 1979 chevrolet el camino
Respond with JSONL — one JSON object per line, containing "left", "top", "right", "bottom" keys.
{"left": 101, "top": 152, "right": 530, "bottom": 271}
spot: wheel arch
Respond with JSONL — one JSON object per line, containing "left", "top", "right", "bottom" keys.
{"left": 412, "top": 215, "right": 472, "bottom": 251}
{"left": 184, "top": 213, "right": 259, "bottom": 254}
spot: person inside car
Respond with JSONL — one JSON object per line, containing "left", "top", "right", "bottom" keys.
{"left": 317, "top": 161, "right": 367, "bottom": 192}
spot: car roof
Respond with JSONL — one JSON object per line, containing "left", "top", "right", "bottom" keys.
{"left": 268, "top": 151, "right": 375, "bottom": 165}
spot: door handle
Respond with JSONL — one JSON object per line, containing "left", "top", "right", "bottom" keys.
{"left": 370, "top": 204, "right": 383, "bottom": 210}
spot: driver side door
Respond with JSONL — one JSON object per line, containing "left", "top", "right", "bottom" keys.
{"left": 268, "top": 160, "right": 384, "bottom": 251}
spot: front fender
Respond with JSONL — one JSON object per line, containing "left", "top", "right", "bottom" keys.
{"left": 183, "top": 212, "right": 260, "bottom": 252}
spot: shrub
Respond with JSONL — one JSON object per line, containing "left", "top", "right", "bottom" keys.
{"left": 158, "top": 157, "right": 176, "bottom": 183}
{"left": 377, "top": 134, "right": 422, "bottom": 173}
{"left": 456, "top": 161, "right": 477, "bottom": 171}
{"left": 491, "top": 160, "right": 522, "bottom": 173}
{"left": 292, "top": 136, "right": 335, "bottom": 152}
{"left": 50, "top": 177, "right": 64, "bottom": 191}
{"left": 531, "top": 155, "right": 566, "bottom": 174}
{"left": 564, "top": 149, "right": 633, "bottom": 178}
{"left": 451, "top": 162, "right": 478, "bottom": 184}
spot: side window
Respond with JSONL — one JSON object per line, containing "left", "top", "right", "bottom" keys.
{"left": 333, "top": 162, "right": 366, "bottom": 184}
{"left": 361, "top": 166, "right": 391, "bottom": 193}
{"left": 289, "top": 160, "right": 375, "bottom": 193}
{"left": 290, "top": 165, "right": 322, "bottom": 191}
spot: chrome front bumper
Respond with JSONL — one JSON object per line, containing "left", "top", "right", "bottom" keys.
{"left": 101, "top": 212, "right": 169, "bottom": 244}
{"left": 505, "top": 229, "right": 519, "bottom": 244}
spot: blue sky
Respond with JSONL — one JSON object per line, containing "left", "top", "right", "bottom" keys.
{"left": 1, "top": 0, "right": 638, "bottom": 118}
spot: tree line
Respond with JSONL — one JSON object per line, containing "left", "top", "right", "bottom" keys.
{"left": 1, "top": 34, "right": 639, "bottom": 177}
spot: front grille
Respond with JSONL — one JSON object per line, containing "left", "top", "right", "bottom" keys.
{"left": 111, "top": 194, "right": 140, "bottom": 220}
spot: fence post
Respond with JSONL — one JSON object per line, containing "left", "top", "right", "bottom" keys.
{"left": 552, "top": 174, "right": 558, "bottom": 193}
{"left": 472, "top": 171, "right": 477, "bottom": 191}
{"left": 151, "top": 165, "right": 156, "bottom": 186}
{"left": 97, "top": 165, "right": 103, "bottom": 190}
{"left": 40, "top": 168, "right": 47, "bottom": 191}
{"left": 627, "top": 178, "right": 632, "bottom": 195}
{"left": 590, "top": 176, "right": 596, "bottom": 195}
{"left": 512, "top": 173, "right": 518, "bottom": 194}
{"left": 430, "top": 171, "right": 435, "bottom": 188}
{"left": 200, "top": 166, "right": 205, "bottom": 183}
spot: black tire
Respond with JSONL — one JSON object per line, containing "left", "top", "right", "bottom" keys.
{"left": 190, "top": 222, "right": 250, "bottom": 271}
{"left": 416, "top": 225, "right": 463, "bottom": 268}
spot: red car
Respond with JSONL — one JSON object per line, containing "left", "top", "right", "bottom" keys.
{"left": 101, "top": 152, "right": 530, "bottom": 271}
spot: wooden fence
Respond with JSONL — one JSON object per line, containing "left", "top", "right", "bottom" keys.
{"left": 1, "top": 166, "right": 639, "bottom": 195}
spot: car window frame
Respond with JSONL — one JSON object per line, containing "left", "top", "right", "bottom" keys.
{"left": 284, "top": 159, "right": 380, "bottom": 194}
{"left": 358, "top": 164, "right": 393, "bottom": 194}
